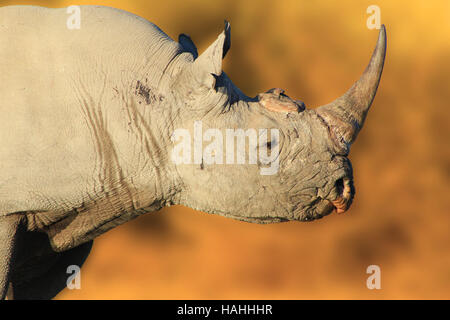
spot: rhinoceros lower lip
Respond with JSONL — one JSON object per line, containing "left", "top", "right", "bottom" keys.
{"left": 331, "top": 197, "right": 348, "bottom": 214}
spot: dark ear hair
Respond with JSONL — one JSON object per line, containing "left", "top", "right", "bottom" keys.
{"left": 222, "top": 20, "right": 231, "bottom": 58}
{"left": 178, "top": 33, "right": 198, "bottom": 59}
{"left": 191, "top": 21, "right": 231, "bottom": 88}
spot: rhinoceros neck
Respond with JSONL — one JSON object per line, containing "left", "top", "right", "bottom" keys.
{"left": 94, "top": 7, "right": 192, "bottom": 194}
{"left": 97, "top": 59, "right": 188, "bottom": 211}
{"left": 52, "top": 6, "right": 187, "bottom": 211}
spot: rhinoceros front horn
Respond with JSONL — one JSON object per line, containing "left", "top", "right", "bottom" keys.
{"left": 316, "top": 25, "right": 386, "bottom": 151}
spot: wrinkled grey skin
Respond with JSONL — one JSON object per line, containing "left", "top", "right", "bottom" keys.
{"left": 0, "top": 6, "right": 386, "bottom": 299}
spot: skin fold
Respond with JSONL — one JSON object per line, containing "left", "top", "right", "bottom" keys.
{"left": 0, "top": 5, "right": 386, "bottom": 299}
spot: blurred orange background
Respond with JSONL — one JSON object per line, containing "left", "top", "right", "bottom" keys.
{"left": 3, "top": 0, "right": 449, "bottom": 299}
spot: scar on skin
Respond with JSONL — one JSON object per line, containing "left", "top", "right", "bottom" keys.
{"left": 135, "top": 80, "right": 153, "bottom": 104}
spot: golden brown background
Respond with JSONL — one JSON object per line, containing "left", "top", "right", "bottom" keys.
{"left": 3, "top": 0, "right": 449, "bottom": 299}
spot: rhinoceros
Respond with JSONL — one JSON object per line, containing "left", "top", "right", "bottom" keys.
{"left": 0, "top": 5, "right": 386, "bottom": 299}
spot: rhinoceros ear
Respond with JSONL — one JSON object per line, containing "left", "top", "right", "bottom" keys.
{"left": 191, "top": 20, "right": 231, "bottom": 88}
{"left": 179, "top": 34, "right": 198, "bottom": 59}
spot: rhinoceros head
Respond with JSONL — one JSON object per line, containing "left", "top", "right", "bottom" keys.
{"left": 168, "top": 22, "right": 386, "bottom": 223}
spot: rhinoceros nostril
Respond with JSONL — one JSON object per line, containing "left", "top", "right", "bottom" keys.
{"left": 335, "top": 178, "right": 344, "bottom": 196}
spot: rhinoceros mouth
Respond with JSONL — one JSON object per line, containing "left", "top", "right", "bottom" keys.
{"left": 330, "top": 177, "right": 354, "bottom": 214}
